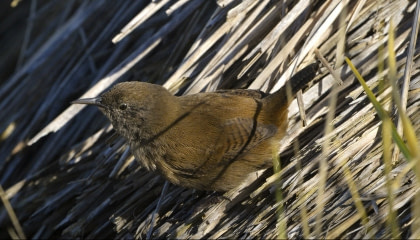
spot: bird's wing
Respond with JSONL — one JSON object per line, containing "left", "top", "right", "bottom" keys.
{"left": 215, "top": 89, "right": 268, "bottom": 99}
{"left": 215, "top": 117, "right": 277, "bottom": 166}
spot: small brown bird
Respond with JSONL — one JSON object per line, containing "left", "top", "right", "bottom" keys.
{"left": 73, "top": 63, "right": 318, "bottom": 191}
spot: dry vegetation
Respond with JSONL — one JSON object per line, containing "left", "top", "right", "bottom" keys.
{"left": 1, "top": 0, "right": 420, "bottom": 239}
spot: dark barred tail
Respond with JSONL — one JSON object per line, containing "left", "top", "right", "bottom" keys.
{"left": 263, "top": 62, "right": 319, "bottom": 107}
{"left": 288, "top": 62, "right": 319, "bottom": 96}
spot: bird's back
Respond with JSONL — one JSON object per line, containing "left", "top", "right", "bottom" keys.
{"left": 165, "top": 63, "right": 318, "bottom": 190}
{"left": 155, "top": 90, "right": 287, "bottom": 191}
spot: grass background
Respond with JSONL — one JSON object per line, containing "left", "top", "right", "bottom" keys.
{"left": 1, "top": 0, "right": 420, "bottom": 238}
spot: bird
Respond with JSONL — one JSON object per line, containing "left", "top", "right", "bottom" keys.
{"left": 72, "top": 63, "right": 318, "bottom": 191}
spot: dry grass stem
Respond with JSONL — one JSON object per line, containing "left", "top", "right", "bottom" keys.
{"left": 1, "top": 0, "right": 419, "bottom": 238}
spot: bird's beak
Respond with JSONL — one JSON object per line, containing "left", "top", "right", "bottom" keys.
{"left": 72, "top": 97, "right": 104, "bottom": 107}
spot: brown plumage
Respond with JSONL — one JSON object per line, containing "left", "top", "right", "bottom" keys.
{"left": 72, "top": 63, "right": 318, "bottom": 191}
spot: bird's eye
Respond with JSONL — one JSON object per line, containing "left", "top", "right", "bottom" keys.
{"left": 119, "top": 103, "right": 127, "bottom": 110}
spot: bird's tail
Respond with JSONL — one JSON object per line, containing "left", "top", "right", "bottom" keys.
{"left": 264, "top": 62, "right": 319, "bottom": 106}
{"left": 287, "top": 62, "right": 319, "bottom": 97}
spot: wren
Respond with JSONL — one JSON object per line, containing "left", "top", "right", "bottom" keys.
{"left": 72, "top": 63, "right": 318, "bottom": 191}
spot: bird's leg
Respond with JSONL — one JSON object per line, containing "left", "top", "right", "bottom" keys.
{"left": 146, "top": 181, "right": 169, "bottom": 239}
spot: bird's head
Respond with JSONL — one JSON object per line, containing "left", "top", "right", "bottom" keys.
{"left": 72, "top": 82, "right": 177, "bottom": 141}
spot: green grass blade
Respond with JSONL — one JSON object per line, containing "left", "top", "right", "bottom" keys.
{"left": 345, "top": 57, "right": 412, "bottom": 160}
